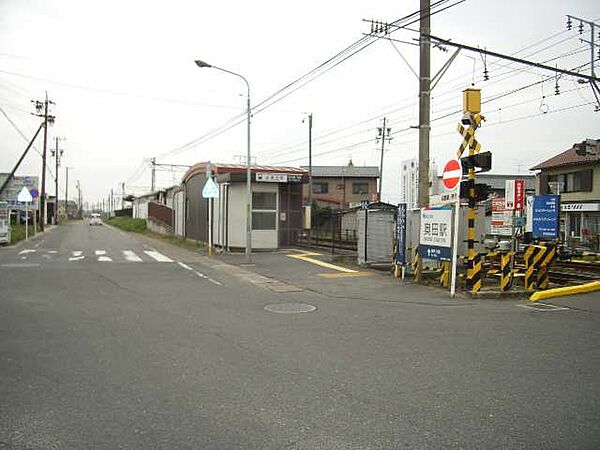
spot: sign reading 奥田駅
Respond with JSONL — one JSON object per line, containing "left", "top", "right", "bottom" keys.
{"left": 419, "top": 206, "right": 452, "bottom": 261}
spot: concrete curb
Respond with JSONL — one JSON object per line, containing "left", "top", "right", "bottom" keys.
{"left": 530, "top": 281, "right": 600, "bottom": 302}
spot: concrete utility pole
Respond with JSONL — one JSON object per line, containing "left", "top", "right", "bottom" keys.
{"left": 150, "top": 157, "right": 156, "bottom": 192}
{"left": 416, "top": 0, "right": 431, "bottom": 282}
{"left": 33, "top": 93, "right": 54, "bottom": 231}
{"left": 121, "top": 182, "right": 125, "bottom": 209}
{"left": 65, "top": 167, "right": 70, "bottom": 219}
{"left": 418, "top": 0, "right": 431, "bottom": 209}
{"left": 52, "top": 137, "right": 63, "bottom": 225}
{"left": 76, "top": 180, "right": 82, "bottom": 218}
{"left": 376, "top": 117, "right": 392, "bottom": 202}
{"left": 307, "top": 113, "right": 313, "bottom": 209}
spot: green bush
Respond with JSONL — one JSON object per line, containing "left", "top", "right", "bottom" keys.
{"left": 106, "top": 217, "right": 147, "bottom": 233}
{"left": 9, "top": 223, "right": 37, "bottom": 245}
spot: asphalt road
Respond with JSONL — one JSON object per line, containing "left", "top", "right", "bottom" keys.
{"left": 1, "top": 221, "right": 599, "bottom": 449}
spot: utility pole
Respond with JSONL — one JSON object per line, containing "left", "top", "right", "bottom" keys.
{"left": 376, "top": 117, "right": 392, "bottom": 202}
{"left": 121, "top": 182, "right": 125, "bottom": 209}
{"left": 150, "top": 157, "right": 156, "bottom": 192}
{"left": 307, "top": 113, "right": 313, "bottom": 208}
{"left": 566, "top": 14, "right": 600, "bottom": 110}
{"left": 65, "top": 167, "right": 70, "bottom": 219}
{"left": 110, "top": 189, "right": 114, "bottom": 214}
{"left": 51, "top": 137, "right": 64, "bottom": 225}
{"left": 416, "top": 0, "right": 431, "bottom": 281}
{"left": 76, "top": 180, "right": 82, "bottom": 218}
{"left": 31, "top": 93, "right": 55, "bottom": 231}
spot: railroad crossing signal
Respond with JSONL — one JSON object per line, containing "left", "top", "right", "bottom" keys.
{"left": 456, "top": 87, "right": 487, "bottom": 295}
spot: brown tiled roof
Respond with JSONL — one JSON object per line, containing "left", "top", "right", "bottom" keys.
{"left": 530, "top": 143, "right": 600, "bottom": 170}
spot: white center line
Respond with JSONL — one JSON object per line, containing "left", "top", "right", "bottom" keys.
{"left": 178, "top": 262, "right": 193, "bottom": 271}
{"left": 47, "top": 250, "right": 57, "bottom": 254}
{"left": 95, "top": 250, "right": 106, "bottom": 256}
{"left": 123, "top": 250, "right": 143, "bottom": 262}
{"left": 69, "top": 256, "right": 85, "bottom": 261}
{"left": 72, "top": 251, "right": 83, "bottom": 257}
{"left": 18, "top": 249, "right": 36, "bottom": 255}
{"left": 97, "top": 256, "right": 112, "bottom": 262}
{"left": 144, "top": 250, "right": 173, "bottom": 262}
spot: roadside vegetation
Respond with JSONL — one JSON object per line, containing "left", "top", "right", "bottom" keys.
{"left": 106, "top": 217, "right": 147, "bottom": 233}
{"left": 9, "top": 222, "right": 37, "bottom": 245}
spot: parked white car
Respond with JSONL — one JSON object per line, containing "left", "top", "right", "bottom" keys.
{"left": 89, "top": 213, "right": 103, "bottom": 226}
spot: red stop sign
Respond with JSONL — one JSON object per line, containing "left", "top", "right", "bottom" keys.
{"left": 442, "top": 159, "right": 462, "bottom": 190}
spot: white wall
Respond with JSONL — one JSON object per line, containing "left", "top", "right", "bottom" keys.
{"left": 213, "top": 182, "right": 279, "bottom": 250}
{"left": 133, "top": 200, "right": 148, "bottom": 219}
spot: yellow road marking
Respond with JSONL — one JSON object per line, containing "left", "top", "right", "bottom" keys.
{"left": 318, "top": 272, "right": 372, "bottom": 278}
{"left": 286, "top": 250, "right": 358, "bottom": 273}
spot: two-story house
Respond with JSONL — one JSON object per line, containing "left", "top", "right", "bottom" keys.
{"left": 531, "top": 139, "right": 599, "bottom": 249}
{"left": 301, "top": 161, "right": 379, "bottom": 209}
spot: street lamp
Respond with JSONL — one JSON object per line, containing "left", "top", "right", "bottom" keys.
{"left": 194, "top": 59, "right": 252, "bottom": 262}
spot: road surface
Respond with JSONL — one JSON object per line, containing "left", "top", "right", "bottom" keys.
{"left": 1, "top": 221, "right": 599, "bottom": 448}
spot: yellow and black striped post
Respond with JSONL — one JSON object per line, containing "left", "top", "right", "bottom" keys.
{"left": 537, "top": 244, "right": 556, "bottom": 290}
{"left": 440, "top": 261, "right": 450, "bottom": 287}
{"left": 524, "top": 245, "right": 547, "bottom": 291}
{"left": 457, "top": 116, "right": 484, "bottom": 294}
{"left": 500, "top": 251, "right": 514, "bottom": 291}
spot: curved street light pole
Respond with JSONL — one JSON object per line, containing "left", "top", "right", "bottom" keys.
{"left": 194, "top": 60, "right": 252, "bottom": 263}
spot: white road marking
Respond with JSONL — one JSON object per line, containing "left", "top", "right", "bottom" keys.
{"left": 72, "top": 251, "right": 83, "bottom": 257}
{"left": 517, "top": 302, "right": 569, "bottom": 312}
{"left": 144, "top": 250, "right": 173, "bottom": 262}
{"left": 47, "top": 250, "right": 57, "bottom": 254}
{"left": 2, "top": 263, "right": 40, "bottom": 268}
{"left": 18, "top": 249, "right": 36, "bottom": 255}
{"left": 69, "top": 256, "right": 85, "bottom": 261}
{"left": 97, "top": 256, "right": 112, "bottom": 262}
{"left": 95, "top": 250, "right": 106, "bottom": 256}
{"left": 178, "top": 262, "right": 193, "bottom": 271}
{"left": 21, "top": 256, "right": 27, "bottom": 260}
{"left": 193, "top": 270, "right": 222, "bottom": 286}
{"left": 123, "top": 250, "right": 143, "bottom": 262}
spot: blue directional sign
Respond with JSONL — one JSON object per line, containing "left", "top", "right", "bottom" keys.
{"left": 395, "top": 203, "right": 407, "bottom": 265}
{"left": 532, "top": 195, "right": 559, "bottom": 239}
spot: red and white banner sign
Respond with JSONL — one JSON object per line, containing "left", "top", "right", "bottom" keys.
{"left": 505, "top": 180, "right": 525, "bottom": 210}
{"left": 442, "top": 159, "right": 462, "bottom": 190}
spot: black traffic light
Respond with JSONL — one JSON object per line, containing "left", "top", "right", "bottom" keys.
{"left": 460, "top": 151, "right": 492, "bottom": 174}
{"left": 460, "top": 182, "right": 490, "bottom": 202}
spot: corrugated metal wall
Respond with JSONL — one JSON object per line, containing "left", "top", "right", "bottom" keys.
{"left": 185, "top": 174, "right": 208, "bottom": 242}
{"left": 357, "top": 209, "right": 396, "bottom": 265}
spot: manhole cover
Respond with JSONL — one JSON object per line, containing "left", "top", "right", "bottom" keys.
{"left": 264, "top": 303, "right": 317, "bottom": 314}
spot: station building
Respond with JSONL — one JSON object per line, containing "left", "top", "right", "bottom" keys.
{"left": 182, "top": 163, "right": 308, "bottom": 250}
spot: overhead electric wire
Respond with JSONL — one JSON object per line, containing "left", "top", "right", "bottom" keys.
{"left": 154, "top": 0, "right": 464, "bottom": 160}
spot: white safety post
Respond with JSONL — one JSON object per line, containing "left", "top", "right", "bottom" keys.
{"left": 450, "top": 190, "right": 460, "bottom": 298}
{"left": 25, "top": 202, "right": 28, "bottom": 240}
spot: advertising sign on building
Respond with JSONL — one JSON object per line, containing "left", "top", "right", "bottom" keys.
{"left": 505, "top": 180, "right": 525, "bottom": 211}
{"left": 395, "top": 203, "right": 407, "bottom": 265}
{"left": 0, "top": 175, "right": 39, "bottom": 211}
{"left": 256, "top": 173, "right": 288, "bottom": 183}
{"left": 491, "top": 197, "right": 513, "bottom": 236}
{"left": 419, "top": 206, "right": 452, "bottom": 261}
{"left": 532, "top": 195, "right": 560, "bottom": 239}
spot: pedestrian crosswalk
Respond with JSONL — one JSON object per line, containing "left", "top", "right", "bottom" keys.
{"left": 17, "top": 248, "right": 176, "bottom": 264}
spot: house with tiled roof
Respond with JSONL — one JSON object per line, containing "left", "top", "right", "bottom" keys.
{"left": 530, "top": 139, "right": 599, "bottom": 248}
{"left": 301, "top": 161, "right": 380, "bottom": 209}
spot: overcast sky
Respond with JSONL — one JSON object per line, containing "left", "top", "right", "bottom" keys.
{"left": 1, "top": 0, "right": 598, "bottom": 206}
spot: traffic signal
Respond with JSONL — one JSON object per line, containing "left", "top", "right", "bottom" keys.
{"left": 460, "top": 182, "right": 490, "bottom": 202}
{"left": 460, "top": 151, "right": 492, "bottom": 174}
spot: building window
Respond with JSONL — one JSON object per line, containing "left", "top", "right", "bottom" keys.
{"left": 313, "top": 182, "right": 328, "bottom": 194}
{"left": 252, "top": 192, "right": 277, "bottom": 210}
{"left": 547, "top": 169, "right": 593, "bottom": 193}
{"left": 352, "top": 182, "right": 369, "bottom": 195}
{"left": 252, "top": 192, "right": 277, "bottom": 230}
{"left": 252, "top": 211, "right": 277, "bottom": 230}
